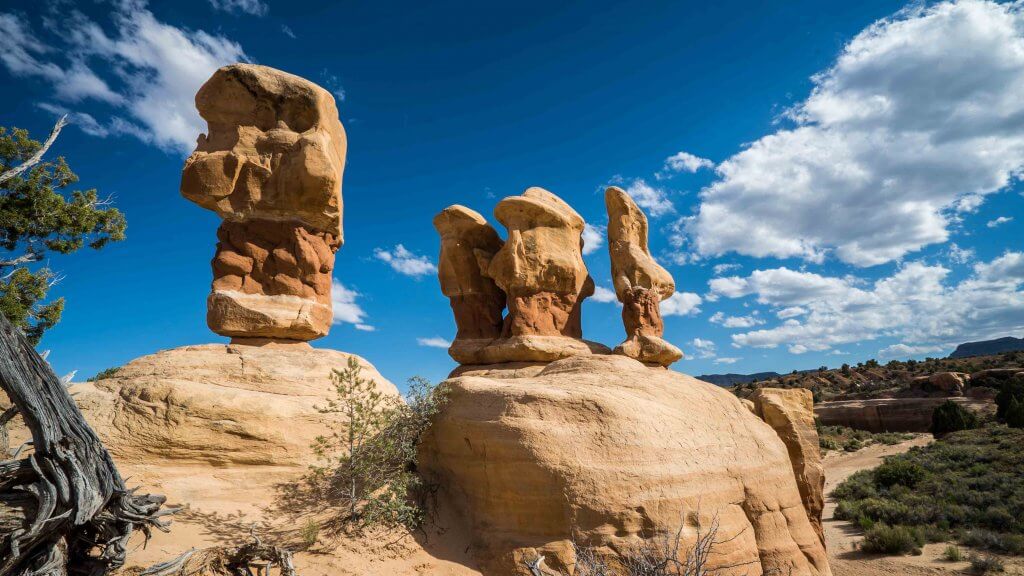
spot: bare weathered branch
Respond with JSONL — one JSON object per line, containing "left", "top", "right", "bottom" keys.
{"left": 0, "top": 115, "right": 68, "bottom": 185}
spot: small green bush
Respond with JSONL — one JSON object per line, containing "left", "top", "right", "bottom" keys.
{"left": 931, "top": 400, "right": 979, "bottom": 438}
{"left": 969, "top": 553, "right": 1005, "bottom": 574}
{"left": 859, "top": 524, "right": 924, "bottom": 555}
{"left": 874, "top": 459, "right": 926, "bottom": 488}
{"left": 996, "top": 378, "right": 1024, "bottom": 420}
{"left": 1005, "top": 396, "right": 1024, "bottom": 429}
{"left": 87, "top": 366, "right": 120, "bottom": 381}
{"left": 942, "top": 545, "right": 963, "bottom": 562}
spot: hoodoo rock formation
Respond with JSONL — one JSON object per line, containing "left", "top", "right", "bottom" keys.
{"left": 435, "top": 187, "right": 610, "bottom": 364}
{"left": 419, "top": 355, "right": 833, "bottom": 576}
{"left": 605, "top": 186, "right": 683, "bottom": 367}
{"left": 181, "top": 63, "right": 346, "bottom": 341}
{"left": 433, "top": 205, "right": 507, "bottom": 363}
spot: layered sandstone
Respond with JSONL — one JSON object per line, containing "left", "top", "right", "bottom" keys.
{"left": 420, "top": 355, "right": 832, "bottom": 576}
{"left": 749, "top": 388, "right": 826, "bottom": 548}
{"left": 182, "top": 64, "right": 346, "bottom": 340}
{"left": 435, "top": 188, "right": 609, "bottom": 364}
{"left": 605, "top": 186, "right": 682, "bottom": 366}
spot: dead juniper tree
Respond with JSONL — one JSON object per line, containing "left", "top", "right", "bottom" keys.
{"left": 0, "top": 312, "right": 174, "bottom": 575}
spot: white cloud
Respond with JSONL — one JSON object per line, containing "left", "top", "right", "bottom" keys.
{"left": 709, "top": 311, "right": 764, "bottom": 328}
{"left": 208, "top": 0, "right": 268, "bottom": 16}
{"left": 374, "top": 244, "right": 437, "bottom": 277}
{"left": 619, "top": 178, "right": 674, "bottom": 218}
{"left": 320, "top": 69, "right": 346, "bottom": 103}
{"left": 684, "top": 1, "right": 1024, "bottom": 267}
{"left": 281, "top": 25, "right": 296, "bottom": 39}
{"left": 714, "top": 357, "right": 741, "bottom": 365}
{"left": 582, "top": 223, "right": 605, "bottom": 255}
{"left": 690, "top": 337, "right": 717, "bottom": 359}
{"left": 947, "top": 242, "right": 975, "bottom": 264}
{"left": 776, "top": 306, "right": 807, "bottom": 319}
{"left": 0, "top": 5, "right": 248, "bottom": 155}
{"left": 331, "top": 279, "right": 373, "bottom": 331}
{"left": 715, "top": 253, "right": 1024, "bottom": 355}
{"left": 417, "top": 336, "right": 451, "bottom": 348}
{"left": 712, "top": 263, "right": 741, "bottom": 276}
{"left": 591, "top": 285, "right": 618, "bottom": 304}
{"left": 659, "top": 150, "right": 714, "bottom": 178}
{"left": 661, "top": 291, "right": 702, "bottom": 317}
{"left": 879, "top": 343, "right": 947, "bottom": 358}
{"left": 987, "top": 216, "right": 1013, "bottom": 228}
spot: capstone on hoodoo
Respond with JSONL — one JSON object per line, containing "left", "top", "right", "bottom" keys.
{"left": 181, "top": 63, "right": 346, "bottom": 341}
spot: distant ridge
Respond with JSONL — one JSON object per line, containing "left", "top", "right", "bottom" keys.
{"left": 697, "top": 371, "right": 782, "bottom": 386}
{"left": 949, "top": 336, "right": 1024, "bottom": 359}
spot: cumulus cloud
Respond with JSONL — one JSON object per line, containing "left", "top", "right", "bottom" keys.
{"left": 582, "top": 223, "right": 605, "bottom": 255}
{"left": 331, "top": 280, "right": 373, "bottom": 331}
{"left": 988, "top": 216, "right": 1013, "bottom": 228}
{"left": 0, "top": 4, "right": 248, "bottom": 154}
{"left": 690, "top": 337, "right": 717, "bottom": 359}
{"left": 661, "top": 292, "right": 702, "bottom": 317}
{"left": 880, "top": 343, "right": 947, "bottom": 358}
{"left": 591, "top": 285, "right": 618, "bottom": 304}
{"left": 948, "top": 242, "right": 975, "bottom": 264}
{"left": 709, "top": 311, "right": 764, "bottom": 328}
{"left": 658, "top": 151, "right": 714, "bottom": 179}
{"left": 713, "top": 253, "right": 1024, "bottom": 355}
{"left": 714, "top": 357, "right": 741, "bottom": 365}
{"left": 776, "top": 306, "right": 807, "bottom": 319}
{"left": 208, "top": 0, "right": 268, "bottom": 16}
{"left": 712, "top": 263, "right": 741, "bottom": 276}
{"left": 684, "top": 1, "right": 1024, "bottom": 267}
{"left": 374, "top": 245, "right": 437, "bottom": 277}
{"left": 417, "top": 336, "right": 451, "bottom": 348}
{"left": 614, "top": 178, "right": 674, "bottom": 218}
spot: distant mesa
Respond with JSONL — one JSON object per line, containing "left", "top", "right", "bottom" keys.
{"left": 181, "top": 63, "right": 347, "bottom": 342}
{"left": 949, "top": 336, "right": 1024, "bottom": 358}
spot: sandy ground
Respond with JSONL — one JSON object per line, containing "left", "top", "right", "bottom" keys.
{"left": 823, "top": 436, "right": 1023, "bottom": 576}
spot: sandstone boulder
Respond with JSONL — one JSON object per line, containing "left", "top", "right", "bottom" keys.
{"left": 749, "top": 388, "right": 825, "bottom": 548}
{"left": 605, "top": 186, "right": 682, "bottom": 367}
{"left": 928, "top": 372, "right": 968, "bottom": 395}
{"left": 420, "top": 355, "right": 831, "bottom": 576}
{"left": 181, "top": 64, "right": 346, "bottom": 341}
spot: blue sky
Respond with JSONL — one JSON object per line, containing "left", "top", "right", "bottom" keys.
{"left": 3, "top": 0, "right": 1024, "bottom": 388}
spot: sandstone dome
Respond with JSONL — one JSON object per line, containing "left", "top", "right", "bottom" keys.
{"left": 420, "top": 354, "right": 831, "bottom": 576}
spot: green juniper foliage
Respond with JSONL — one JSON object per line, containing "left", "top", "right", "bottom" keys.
{"left": 930, "top": 400, "right": 980, "bottom": 438}
{"left": 0, "top": 125, "right": 126, "bottom": 344}
{"left": 834, "top": 426, "right": 1024, "bottom": 557}
{"left": 1004, "top": 396, "right": 1024, "bottom": 429}
{"left": 310, "top": 357, "right": 448, "bottom": 531}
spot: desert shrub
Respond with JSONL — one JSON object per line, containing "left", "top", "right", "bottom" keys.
{"left": 815, "top": 424, "right": 913, "bottom": 453}
{"left": 995, "top": 378, "right": 1024, "bottom": 420}
{"left": 1004, "top": 396, "right": 1024, "bottom": 429}
{"left": 87, "top": 366, "right": 120, "bottom": 381}
{"left": 942, "top": 545, "right": 963, "bottom": 561}
{"left": 873, "top": 459, "right": 925, "bottom": 488}
{"left": 931, "top": 400, "right": 979, "bottom": 438}
{"left": 307, "top": 358, "right": 448, "bottom": 531}
{"left": 969, "top": 553, "right": 1005, "bottom": 574}
{"left": 859, "top": 524, "right": 923, "bottom": 555}
{"left": 832, "top": 427, "right": 1024, "bottom": 556}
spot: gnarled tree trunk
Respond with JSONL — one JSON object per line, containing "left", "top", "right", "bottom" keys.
{"left": 0, "top": 313, "right": 173, "bottom": 575}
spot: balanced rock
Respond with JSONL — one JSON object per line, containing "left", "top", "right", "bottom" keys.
{"left": 181, "top": 63, "right": 346, "bottom": 341}
{"left": 749, "top": 387, "right": 826, "bottom": 548}
{"left": 605, "top": 186, "right": 682, "bottom": 366}
{"left": 928, "top": 371, "right": 968, "bottom": 395}
{"left": 420, "top": 355, "right": 832, "bottom": 575}
{"left": 433, "top": 206, "right": 507, "bottom": 363}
